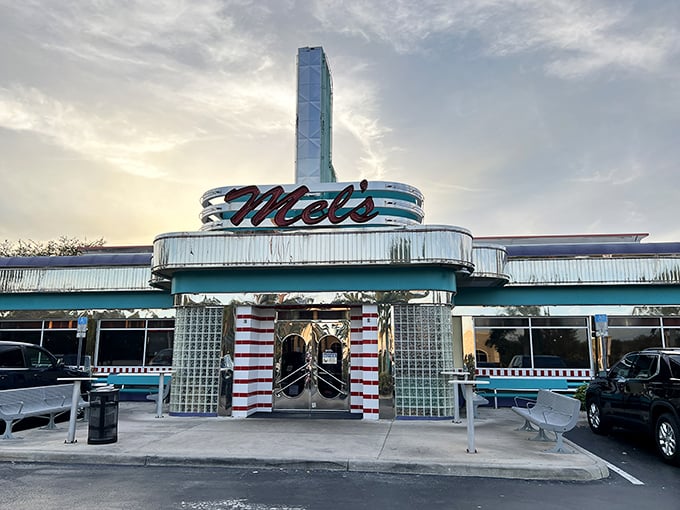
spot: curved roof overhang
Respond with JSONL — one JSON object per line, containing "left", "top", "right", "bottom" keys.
{"left": 152, "top": 226, "right": 474, "bottom": 294}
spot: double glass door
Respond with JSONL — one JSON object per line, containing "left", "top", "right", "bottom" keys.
{"left": 273, "top": 321, "right": 350, "bottom": 412}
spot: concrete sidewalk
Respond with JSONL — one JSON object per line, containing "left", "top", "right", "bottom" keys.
{"left": 0, "top": 402, "right": 609, "bottom": 481}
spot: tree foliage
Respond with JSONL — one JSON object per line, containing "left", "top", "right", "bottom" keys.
{"left": 0, "top": 236, "right": 106, "bottom": 257}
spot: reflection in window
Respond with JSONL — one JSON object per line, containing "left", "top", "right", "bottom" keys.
{"left": 145, "top": 331, "right": 174, "bottom": 365}
{"left": 0, "top": 330, "right": 41, "bottom": 343}
{"left": 607, "top": 327, "right": 661, "bottom": 364}
{"left": 0, "top": 345, "right": 24, "bottom": 367}
{"left": 664, "top": 329, "right": 680, "bottom": 348}
{"left": 25, "top": 346, "right": 55, "bottom": 368}
{"left": 98, "top": 330, "right": 145, "bottom": 366}
{"left": 631, "top": 354, "right": 658, "bottom": 379}
{"left": 609, "top": 353, "right": 636, "bottom": 379}
{"left": 532, "top": 328, "right": 589, "bottom": 368}
{"left": 475, "top": 328, "right": 530, "bottom": 368}
{"left": 43, "top": 330, "right": 78, "bottom": 358}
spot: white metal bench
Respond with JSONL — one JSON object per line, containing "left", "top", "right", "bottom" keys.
{"left": 0, "top": 384, "right": 85, "bottom": 440}
{"left": 511, "top": 389, "right": 581, "bottom": 453}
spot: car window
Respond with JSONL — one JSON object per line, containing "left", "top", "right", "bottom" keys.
{"left": 24, "top": 345, "right": 56, "bottom": 368}
{"left": 669, "top": 355, "right": 680, "bottom": 379}
{"left": 609, "top": 353, "right": 637, "bottom": 379}
{"left": 0, "top": 345, "right": 24, "bottom": 368}
{"left": 631, "top": 354, "right": 657, "bottom": 379}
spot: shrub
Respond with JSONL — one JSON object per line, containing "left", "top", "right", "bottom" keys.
{"left": 574, "top": 383, "right": 588, "bottom": 411}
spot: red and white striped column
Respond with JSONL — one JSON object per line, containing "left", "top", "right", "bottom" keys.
{"left": 349, "top": 304, "right": 380, "bottom": 419}
{"left": 232, "top": 305, "right": 275, "bottom": 418}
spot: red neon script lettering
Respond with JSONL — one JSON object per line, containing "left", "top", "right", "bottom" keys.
{"left": 223, "top": 180, "right": 378, "bottom": 227}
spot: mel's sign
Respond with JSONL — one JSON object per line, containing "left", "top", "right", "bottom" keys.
{"left": 223, "top": 179, "right": 378, "bottom": 227}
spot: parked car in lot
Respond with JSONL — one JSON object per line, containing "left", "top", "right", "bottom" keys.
{"left": 508, "top": 354, "right": 567, "bottom": 368}
{"left": 148, "top": 348, "right": 173, "bottom": 366}
{"left": 585, "top": 347, "right": 680, "bottom": 465}
{"left": 0, "top": 341, "right": 91, "bottom": 392}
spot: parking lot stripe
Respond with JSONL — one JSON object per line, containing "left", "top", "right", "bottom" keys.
{"left": 602, "top": 460, "right": 645, "bottom": 485}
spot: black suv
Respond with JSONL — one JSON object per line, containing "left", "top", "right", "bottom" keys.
{"left": 586, "top": 347, "right": 680, "bottom": 465}
{"left": 0, "top": 341, "right": 90, "bottom": 392}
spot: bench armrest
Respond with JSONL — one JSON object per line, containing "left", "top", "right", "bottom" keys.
{"left": 513, "top": 396, "right": 536, "bottom": 408}
{"left": 541, "top": 408, "right": 570, "bottom": 422}
{"left": 0, "top": 401, "right": 25, "bottom": 415}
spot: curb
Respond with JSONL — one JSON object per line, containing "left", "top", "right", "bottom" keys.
{"left": 0, "top": 451, "right": 609, "bottom": 481}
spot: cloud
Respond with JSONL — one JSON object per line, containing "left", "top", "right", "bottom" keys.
{"left": 312, "top": 0, "right": 680, "bottom": 79}
{"left": 0, "top": 86, "right": 195, "bottom": 178}
{"left": 333, "top": 70, "right": 392, "bottom": 180}
{"left": 568, "top": 156, "right": 643, "bottom": 186}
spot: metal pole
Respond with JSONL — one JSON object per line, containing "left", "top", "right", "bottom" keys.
{"left": 65, "top": 381, "right": 82, "bottom": 444}
{"left": 453, "top": 380, "right": 460, "bottom": 423}
{"left": 155, "top": 373, "right": 165, "bottom": 418}
{"left": 600, "top": 335, "right": 608, "bottom": 371}
{"left": 465, "top": 384, "right": 476, "bottom": 453}
{"left": 76, "top": 334, "right": 83, "bottom": 367}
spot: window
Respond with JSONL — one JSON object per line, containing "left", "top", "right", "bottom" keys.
{"left": 25, "top": 345, "right": 55, "bottom": 368}
{"left": 474, "top": 316, "right": 590, "bottom": 369}
{"left": 98, "top": 329, "right": 145, "bottom": 366}
{"left": 474, "top": 327, "right": 530, "bottom": 368}
{"left": 669, "top": 355, "right": 680, "bottom": 379}
{"left": 608, "top": 317, "right": 662, "bottom": 362}
{"left": 0, "top": 345, "right": 24, "bottom": 368}
{"left": 663, "top": 329, "right": 680, "bottom": 348}
{"left": 97, "top": 319, "right": 175, "bottom": 366}
{"left": 631, "top": 354, "right": 658, "bottom": 379}
{"left": 609, "top": 353, "right": 637, "bottom": 379}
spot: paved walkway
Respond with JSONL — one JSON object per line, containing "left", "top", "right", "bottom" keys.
{"left": 0, "top": 402, "right": 608, "bottom": 481}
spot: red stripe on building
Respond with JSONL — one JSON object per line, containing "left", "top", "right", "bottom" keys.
{"left": 236, "top": 327, "right": 275, "bottom": 334}
{"left": 232, "top": 402, "right": 272, "bottom": 412}
{"left": 233, "top": 377, "right": 273, "bottom": 384}
{"left": 233, "top": 390, "right": 272, "bottom": 398}
{"left": 236, "top": 314, "right": 276, "bottom": 322}
{"left": 362, "top": 313, "right": 378, "bottom": 318}
{"left": 234, "top": 353, "right": 272, "bottom": 358}
{"left": 234, "top": 365, "right": 273, "bottom": 372}
{"left": 235, "top": 340, "right": 275, "bottom": 346}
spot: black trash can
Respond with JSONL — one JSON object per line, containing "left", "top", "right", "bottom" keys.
{"left": 87, "top": 387, "right": 119, "bottom": 445}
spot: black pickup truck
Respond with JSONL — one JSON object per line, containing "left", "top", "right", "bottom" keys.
{"left": 585, "top": 347, "right": 680, "bottom": 465}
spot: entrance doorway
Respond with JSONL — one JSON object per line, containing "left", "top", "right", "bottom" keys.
{"left": 273, "top": 320, "right": 350, "bottom": 412}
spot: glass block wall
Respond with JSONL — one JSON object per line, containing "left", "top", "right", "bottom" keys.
{"left": 169, "top": 306, "right": 223, "bottom": 416}
{"left": 394, "top": 304, "right": 455, "bottom": 417}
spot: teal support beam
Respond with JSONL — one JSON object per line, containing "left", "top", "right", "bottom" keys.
{"left": 0, "top": 291, "right": 173, "bottom": 311}
{"left": 454, "top": 285, "right": 680, "bottom": 307}
{"left": 171, "top": 266, "right": 458, "bottom": 295}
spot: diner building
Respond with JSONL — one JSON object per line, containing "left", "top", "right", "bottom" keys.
{"left": 2, "top": 47, "right": 680, "bottom": 420}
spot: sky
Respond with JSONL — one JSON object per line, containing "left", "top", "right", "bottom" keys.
{"left": 1, "top": 0, "right": 679, "bottom": 246}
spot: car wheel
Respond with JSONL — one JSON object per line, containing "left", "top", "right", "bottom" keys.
{"left": 655, "top": 413, "right": 679, "bottom": 465}
{"left": 587, "top": 399, "right": 609, "bottom": 435}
